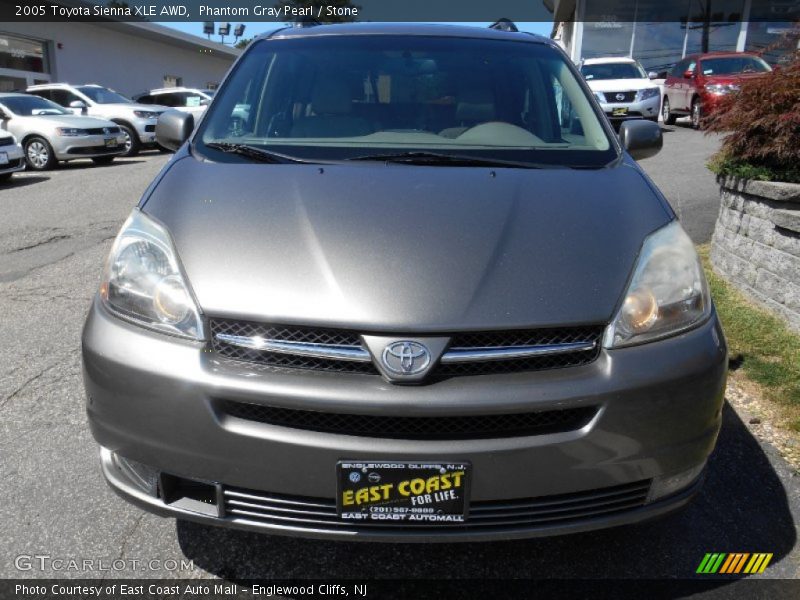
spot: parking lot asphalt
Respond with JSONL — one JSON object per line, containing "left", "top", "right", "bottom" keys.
{"left": 0, "top": 126, "right": 797, "bottom": 589}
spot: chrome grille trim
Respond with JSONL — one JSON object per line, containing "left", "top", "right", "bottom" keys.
{"left": 214, "top": 333, "right": 371, "bottom": 362}
{"left": 209, "top": 319, "right": 605, "bottom": 376}
{"left": 220, "top": 480, "right": 651, "bottom": 531}
{"left": 440, "top": 341, "right": 597, "bottom": 363}
{"left": 215, "top": 334, "right": 597, "bottom": 365}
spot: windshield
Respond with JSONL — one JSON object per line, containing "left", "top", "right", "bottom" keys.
{"left": 581, "top": 62, "right": 646, "bottom": 80}
{"left": 700, "top": 56, "right": 771, "bottom": 76}
{"left": 197, "top": 35, "right": 614, "bottom": 167}
{"left": 77, "top": 86, "right": 131, "bottom": 104}
{"left": 0, "top": 95, "right": 70, "bottom": 116}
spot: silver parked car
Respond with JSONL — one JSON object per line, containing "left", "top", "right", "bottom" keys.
{"left": 83, "top": 23, "right": 726, "bottom": 542}
{"left": 0, "top": 94, "right": 126, "bottom": 171}
{"left": 580, "top": 57, "right": 662, "bottom": 128}
{"left": 27, "top": 84, "right": 167, "bottom": 157}
{"left": 0, "top": 127, "right": 25, "bottom": 181}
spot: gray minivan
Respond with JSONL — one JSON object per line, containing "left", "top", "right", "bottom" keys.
{"left": 82, "top": 23, "right": 727, "bottom": 541}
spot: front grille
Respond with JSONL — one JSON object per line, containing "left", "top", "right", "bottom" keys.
{"left": 221, "top": 480, "right": 651, "bottom": 532}
{"left": 85, "top": 127, "right": 121, "bottom": 135}
{"left": 66, "top": 145, "right": 120, "bottom": 155}
{"left": 0, "top": 136, "right": 15, "bottom": 146}
{"left": 441, "top": 326, "right": 603, "bottom": 376}
{"left": 210, "top": 320, "right": 377, "bottom": 374}
{"left": 603, "top": 91, "right": 637, "bottom": 103}
{"left": 0, "top": 158, "right": 23, "bottom": 169}
{"left": 210, "top": 318, "right": 603, "bottom": 378}
{"left": 218, "top": 400, "right": 598, "bottom": 439}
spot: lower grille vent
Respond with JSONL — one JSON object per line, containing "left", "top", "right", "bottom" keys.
{"left": 219, "top": 400, "right": 598, "bottom": 440}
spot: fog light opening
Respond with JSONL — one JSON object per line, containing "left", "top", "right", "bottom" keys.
{"left": 647, "top": 462, "right": 706, "bottom": 503}
{"left": 112, "top": 453, "right": 159, "bottom": 497}
{"left": 159, "top": 473, "right": 220, "bottom": 517}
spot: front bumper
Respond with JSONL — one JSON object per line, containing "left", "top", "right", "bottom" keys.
{"left": 83, "top": 299, "right": 727, "bottom": 541}
{"left": 0, "top": 143, "right": 25, "bottom": 174}
{"left": 53, "top": 134, "right": 126, "bottom": 160}
{"left": 599, "top": 95, "right": 661, "bottom": 123}
{"left": 131, "top": 117, "right": 159, "bottom": 145}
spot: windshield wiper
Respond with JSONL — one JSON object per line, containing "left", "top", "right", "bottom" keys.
{"left": 347, "top": 151, "right": 545, "bottom": 169}
{"left": 204, "top": 142, "right": 314, "bottom": 164}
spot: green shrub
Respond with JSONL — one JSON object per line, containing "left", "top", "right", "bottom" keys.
{"left": 705, "top": 30, "right": 800, "bottom": 183}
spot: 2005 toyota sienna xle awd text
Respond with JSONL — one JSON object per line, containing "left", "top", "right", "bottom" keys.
{"left": 82, "top": 23, "right": 727, "bottom": 541}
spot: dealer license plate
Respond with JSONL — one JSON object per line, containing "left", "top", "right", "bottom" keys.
{"left": 337, "top": 461, "right": 470, "bottom": 524}
{"left": 104, "top": 138, "right": 117, "bottom": 148}
{"left": 0, "top": 152, "right": 8, "bottom": 165}
{"left": 612, "top": 107, "right": 629, "bottom": 116}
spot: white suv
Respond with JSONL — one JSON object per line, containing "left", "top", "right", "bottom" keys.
{"left": 579, "top": 58, "right": 662, "bottom": 128}
{"left": 27, "top": 84, "right": 168, "bottom": 156}
{"left": 133, "top": 87, "right": 213, "bottom": 119}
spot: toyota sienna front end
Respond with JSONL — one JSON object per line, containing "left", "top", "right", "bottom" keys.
{"left": 82, "top": 23, "right": 727, "bottom": 541}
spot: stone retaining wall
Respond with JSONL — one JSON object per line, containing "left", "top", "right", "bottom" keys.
{"left": 710, "top": 177, "right": 800, "bottom": 331}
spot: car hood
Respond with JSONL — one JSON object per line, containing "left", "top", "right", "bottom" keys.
{"left": 586, "top": 79, "right": 659, "bottom": 92}
{"left": 700, "top": 72, "right": 766, "bottom": 85}
{"left": 94, "top": 102, "right": 169, "bottom": 113}
{"left": 143, "top": 156, "right": 672, "bottom": 331}
{"left": 20, "top": 114, "right": 119, "bottom": 128}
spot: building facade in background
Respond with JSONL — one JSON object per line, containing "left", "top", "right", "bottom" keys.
{"left": 0, "top": 21, "right": 239, "bottom": 97}
{"left": 548, "top": 0, "right": 799, "bottom": 74}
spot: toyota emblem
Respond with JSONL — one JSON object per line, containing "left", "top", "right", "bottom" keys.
{"left": 381, "top": 341, "right": 431, "bottom": 375}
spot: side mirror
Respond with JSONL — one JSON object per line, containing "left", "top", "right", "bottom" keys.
{"left": 69, "top": 100, "right": 87, "bottom": 115}
{"left": 647, "top": 71, "right": 658, "bottom": 80}
{"left": 683, "top": 70, "right": 694, "bottom": 79}
{"left": 155, "top": 109, "right": 194, "bottom": 152}
{"left": 619, "top": 120, "right": 662, "bottom": 161}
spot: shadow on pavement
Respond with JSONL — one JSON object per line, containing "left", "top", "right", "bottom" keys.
{"left": 0, "top": 175, "right": 49, "bottom": 189}
{"left": 176, "top": 403, "right": 795, "bottom": 585}
{"left": 57, "top": 159, "right": 146, "bottom": 170}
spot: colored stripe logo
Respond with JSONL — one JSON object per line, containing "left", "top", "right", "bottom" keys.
{"left": 696, "top": 553, "right": 773, "bottom": 574}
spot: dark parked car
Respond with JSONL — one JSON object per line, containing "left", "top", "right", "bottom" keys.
{"left": 83, "top": 23, "right": 726, "bottom": 542}
{"left": 662, "top": 52, "right": 771, "bottom": 129}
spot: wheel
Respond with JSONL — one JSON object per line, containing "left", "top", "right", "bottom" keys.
{"left": 662, "top": 96, "right": 676, "bottom": 125}
{"left": 0, "top": 172, "right": 12, "bottom": 182}
{"left": 24, "top": 136, "right": 57, "bottom": 171}
{"left": 92, "top": 156, "right": 115, "bottom": 166}
{"left": 691, "top": 98, "right": 703, "bottom": 130}
{"left": 118, "top": 124, "right": 141, "bottom": 157}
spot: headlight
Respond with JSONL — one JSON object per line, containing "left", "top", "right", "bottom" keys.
{"left": 704, "top": 83, "right": 739, "bottom": 95}
{"left": 603, "top": 221, "right": 711, "bottom": 348}
{"left": 637, "top": 87, "right": 660, "bottom": 101}
{"left": 593, "top": 92, "right": 605, "bottom": 103}
{"left": 100, "top": 210, "right": 204, "bottom": 340}
{"left": 56, "top": 127, "right": 87, "bottom": 136}
{"left": 133, "top": 110, "right": 159, "bottom": 119}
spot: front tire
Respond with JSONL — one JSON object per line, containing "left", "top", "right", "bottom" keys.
{"left": 92, "top": 156, "right": 115, "bottom": 166}
{"left": 662, "top": 96, "right": 677, "bottom": 125}
{"left": 118, "top": 124, "right": 141, "bottom": 157}
{"left": 691, "top": 98, "right": 703, "bottom": 130}
{"left": 25, "top": 136, "right": 57, "bottom": 171}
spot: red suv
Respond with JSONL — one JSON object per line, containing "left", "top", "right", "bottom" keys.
{"left": 662, "top": 52, "right": 771, "bottom": 129}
